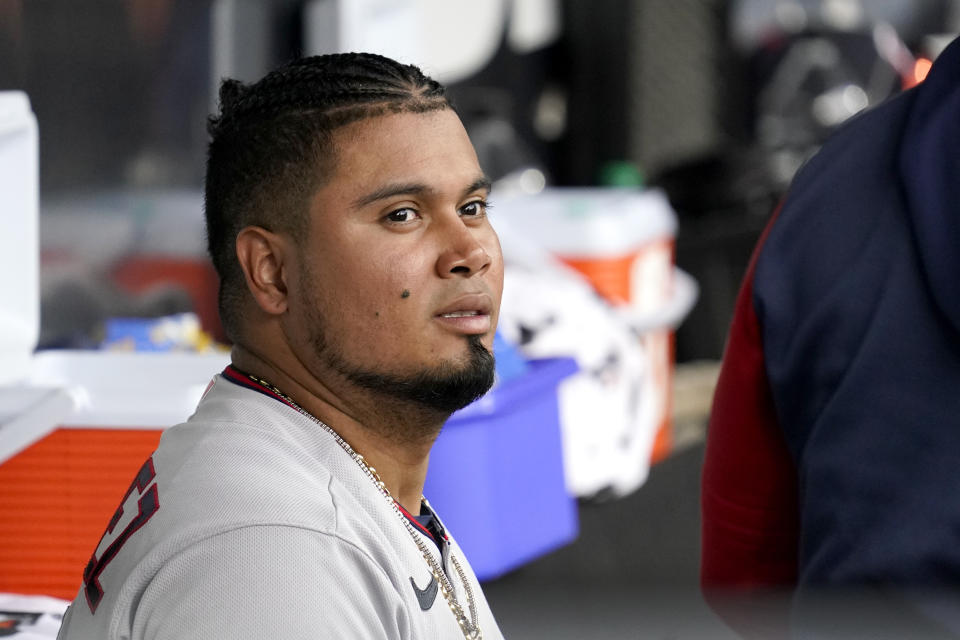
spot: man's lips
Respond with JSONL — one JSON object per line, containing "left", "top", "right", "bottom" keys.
{"left": 435, "top": 293, "right": 493, "bottom": 317}
{"left": 434, "top": 294, "right": 493, "bottom": 334}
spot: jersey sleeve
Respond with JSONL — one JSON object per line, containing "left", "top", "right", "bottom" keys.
{"left": 700, "top": 209, "right": 801, "bottom": 589}
{"left": 131, "top": 525, "right": 410, "bottom": 640}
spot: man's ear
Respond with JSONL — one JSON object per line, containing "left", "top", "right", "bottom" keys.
{"left": 235, "top": 226, "right": 290, "bottom": 316}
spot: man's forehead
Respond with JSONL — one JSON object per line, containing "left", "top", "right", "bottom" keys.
{"left": 319, "top": 111, "right": 485, "bottom": 203}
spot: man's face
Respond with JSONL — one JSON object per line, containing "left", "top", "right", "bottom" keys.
{"left": 286, "top": 108, "right": 504, "bottom": 415}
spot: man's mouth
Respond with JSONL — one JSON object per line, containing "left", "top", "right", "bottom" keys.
{"left": 434, "top": 295, "right": 493, "bottom": 334}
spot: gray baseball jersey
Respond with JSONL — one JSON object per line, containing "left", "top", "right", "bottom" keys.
{"left": 56, "top": 368, "right": 504, "bottom": 639}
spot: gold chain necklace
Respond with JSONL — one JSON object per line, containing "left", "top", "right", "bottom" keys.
{"left": 246, "top": 373, "right": 482, "bottom": 639}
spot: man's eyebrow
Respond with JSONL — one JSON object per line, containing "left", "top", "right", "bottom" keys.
{"left": 464, "top": 176, "right": 492, "bottom": 197}
{"left": 352, "top": 176, "right": 492, "bottom": 209}
{"left": 352, "top": 182, "right": 430, "bottom": 209}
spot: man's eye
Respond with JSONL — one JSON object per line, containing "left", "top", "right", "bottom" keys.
{"left": 385, "top": 208, "right": 418, "bottom": 223}
{"left": 460, "top": 200, "right": 488, "bottom": 217}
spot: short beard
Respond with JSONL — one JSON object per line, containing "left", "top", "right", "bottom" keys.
{"left": 338, "top": 334, "right": 496, "bottom": 415}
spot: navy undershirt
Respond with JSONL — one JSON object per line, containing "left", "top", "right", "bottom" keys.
{"left": 410, "top": 503, "right": 447, "bottom": 556}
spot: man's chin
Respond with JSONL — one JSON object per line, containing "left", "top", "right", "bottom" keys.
{"left": 343, "top": 335, "right": 496, "bottom": 415}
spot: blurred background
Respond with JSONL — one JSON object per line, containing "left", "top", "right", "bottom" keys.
{"left": 1, "top": 0, "right": 959, "bottom": 637}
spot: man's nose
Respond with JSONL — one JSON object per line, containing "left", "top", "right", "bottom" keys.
{"left": 436, "top": 220, "right": 492, "bottom": 277}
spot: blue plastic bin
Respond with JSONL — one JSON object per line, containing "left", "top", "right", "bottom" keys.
{"left": 424, "top": 357, "right": 579, "bottom": 581}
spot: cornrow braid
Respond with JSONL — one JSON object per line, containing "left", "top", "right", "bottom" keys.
{"left": 204, "top": 53, "right": 452, "bottom": 343}
{"left": 209, "top": 53, "right": 445, "bottom": 133}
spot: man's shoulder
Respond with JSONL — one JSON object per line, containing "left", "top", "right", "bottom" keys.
{"left": 751, "top": 86, "right": 922, "bottom": 342}
{"left": 149, "top": 377, "right": 347, "bottom": 534}
{"left": 141, "top": 373, "right": 421, "bottom": 564}
{"left": 758, "top": 89, "right": 917, "bottom": 276}
{"left": 56, "top": 377, "right": 394, "bottom": 639}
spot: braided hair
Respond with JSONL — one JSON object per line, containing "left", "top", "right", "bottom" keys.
{"left": 205, "top": 53, "right": 452, "bottom": 342}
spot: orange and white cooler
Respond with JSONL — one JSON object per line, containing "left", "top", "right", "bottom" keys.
{"left": 493, "top": 187, "right": 697, "bottom": 495}
{"left": 0, "top": 351, "right": 230, "bottom": 599}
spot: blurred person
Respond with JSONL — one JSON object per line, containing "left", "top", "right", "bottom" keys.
{"left": 56, "top": 53, "right": 504, "bottom": 640}
{"left": 702, "top": 33, "right": 960, "bottom": 637}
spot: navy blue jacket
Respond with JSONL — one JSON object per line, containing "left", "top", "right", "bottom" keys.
{"left": 703, "top": 35, "right": 960, "bottom": 587}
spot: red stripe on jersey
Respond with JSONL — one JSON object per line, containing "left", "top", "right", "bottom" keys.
{"left": 395, "top": 501, "right": 437, "bottom": 543}
{"left": 221, "top": 366, "right": 300, "bottom": 412}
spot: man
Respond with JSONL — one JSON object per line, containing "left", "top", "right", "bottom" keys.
{"left": 701, "top": 35, "right": 960, "bottom": 636}
{"left": 57, "top": 53, "right": 505, "bottom": 639}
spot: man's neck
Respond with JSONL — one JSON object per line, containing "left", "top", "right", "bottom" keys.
{"left": 231, "top": 344, "right": 445, "bottom": 514}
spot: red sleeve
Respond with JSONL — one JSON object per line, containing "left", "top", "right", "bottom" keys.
{"left": 700, "top": 208, "right": 800, "bottom": 589}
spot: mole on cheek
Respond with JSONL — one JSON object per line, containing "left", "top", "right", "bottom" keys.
{"left": 401, "top": 289, "right": 411, "bottom": 299}
{"left": 375, "top": 311, "right": 380, "bottom": 318}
